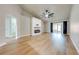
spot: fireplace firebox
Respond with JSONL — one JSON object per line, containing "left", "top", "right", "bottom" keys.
{"left": 34, "top": 30, "right": 40, "bottom": 33}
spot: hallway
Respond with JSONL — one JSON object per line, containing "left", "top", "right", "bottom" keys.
{"left": 0, "top": 33, "right": 77, "bottom": 55}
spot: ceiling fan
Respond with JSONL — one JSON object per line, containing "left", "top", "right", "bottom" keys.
{"left": 42, "top": 9, "right": 54, "bottom": 18}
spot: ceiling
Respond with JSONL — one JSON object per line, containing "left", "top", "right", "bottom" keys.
{"left": 20, "top": 4, "right": 72, "bottom": 22}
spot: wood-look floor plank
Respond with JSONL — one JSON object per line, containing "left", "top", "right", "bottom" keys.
{"left": 0, "top": 33, "right": 78, "bottom": 55}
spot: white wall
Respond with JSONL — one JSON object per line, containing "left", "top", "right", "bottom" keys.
{"left": 0, "top": 5, "right": 32, "bottom": 44}
{"left": 20, "top": 14, "right": 31, "bottom": 36}
{"left": 41, "top": 21, "right": 44, "bottom": 33}
{"left": 47, "top": 22, "right": 51, "bottom": 33}
{"left": 69, "top": 5, "right": 79, "bottom": 54}
{"left": 67, "top": 21, "right": 70, "bottom": 35}
{"left": 43, "top": 22, "right": 46, "bottom": 32}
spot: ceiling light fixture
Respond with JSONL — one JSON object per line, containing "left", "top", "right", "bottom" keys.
{"left": 42, "top": 9, "right": 54, "bottom": 19}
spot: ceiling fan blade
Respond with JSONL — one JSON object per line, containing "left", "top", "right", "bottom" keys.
{"left": 42, "top": 12, "right": 45, "bottom": 15}
{"left": 48, "top": 13, "right": 54, "bottom": 17}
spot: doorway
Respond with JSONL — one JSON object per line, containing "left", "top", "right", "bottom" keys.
{"left": 50, "top": 23, "right": 53, "bottom": 33}
{"left": 50, "top": 22, "right": 63, "bottom": 33}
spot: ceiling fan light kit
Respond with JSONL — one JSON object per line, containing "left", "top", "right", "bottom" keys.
{"left": 42, "top": 9, "right": 54, "bottom": 19}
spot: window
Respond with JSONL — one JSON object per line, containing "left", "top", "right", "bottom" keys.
{"left": 5, "top": 16, "right": 17, "bottom": 37}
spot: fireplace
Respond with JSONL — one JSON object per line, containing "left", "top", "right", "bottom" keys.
{"left": 32, "top": 17, "right": 41, "bottom": 35}
{"left": 34, "top": 27, "right": 40, "bottom": 33}
{"left": 34, "top": 30, "right": 40, "bottom": 33}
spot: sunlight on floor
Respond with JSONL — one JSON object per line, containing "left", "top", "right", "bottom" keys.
{"left": 51, "top": 33, "right": 66, "bottom": 52}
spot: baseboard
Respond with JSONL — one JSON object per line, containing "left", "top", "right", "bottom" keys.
{"left": 0, "top": 42, "right": 7, "bottom": 47}
{"left": 43, "top": 32, "right": 49, "bottom": 33}
{"left": 70, "top": 35, "right": 79, "bottom": 54}
{"left": 0, "top": 34, "right": 32, "bottom": 47}
{"left": 16, "top": 34, "right": 32, "bottom": 39}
